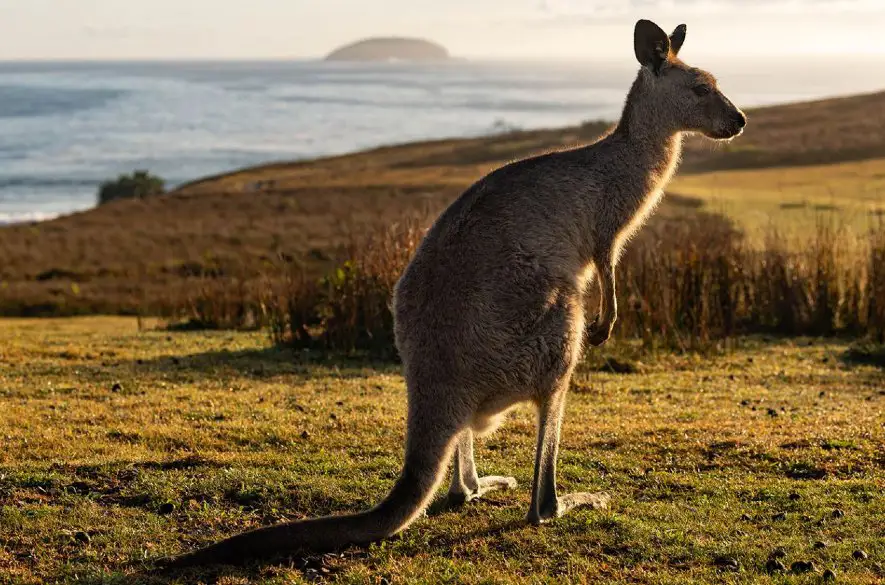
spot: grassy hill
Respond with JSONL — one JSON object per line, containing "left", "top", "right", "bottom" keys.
{"left": 1, "top": 90, "right": 884, "bottom": 316}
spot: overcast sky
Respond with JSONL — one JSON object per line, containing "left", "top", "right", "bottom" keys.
{"left": 1, "top": 0, "right": 883, "bottom": 61}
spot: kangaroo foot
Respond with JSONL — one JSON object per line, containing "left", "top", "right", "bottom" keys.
{"left": 448, "top": 476, "right": 518, "bottom": 506}
{"left": 528, "top": 491, "right": 611, "bottom": 525}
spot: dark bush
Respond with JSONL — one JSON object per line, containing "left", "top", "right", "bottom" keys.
{"left": 97, "top": 170, "right": 165, "bottom": 206}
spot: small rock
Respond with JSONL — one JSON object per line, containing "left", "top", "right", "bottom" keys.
{"left": 832, "top": 509, "right": 845, "bottom": 519}
{"left": 852, "top": 550, "right": 868, "bottom": 560}
{"left": 823, "top": 568, "right": 837, "bottom": 581}
{"left": 301, "top": 430, "right": 310, "bottom": 440}
{"left": 740, "top": 399, "right": 750, "bottom": 406}
{"left": 819, "top": 391, "right": 827, "bottom": 398}
{"left": 740, "top": 513, "right": 753, "bottom": 521}
{"left": 765, "top": 558, "right": 787, "bottom": 574}
{"left": 158, "top": 502, "right": 175, "bottom": 515}
{"left": 111, "top": 382, "right": 123, "bottom": 393}
{"left": 788, "top": 492, "right": 801, "bottom": 501}
{"left": 813, "top": 541, "right": 827, "bottom": 549}
{"left": 770, "top": 548, "right": 787, "bottom": 559}
{"left": 73, "top": 531, "right": 91, "bottom": 544}
{"left": 790, "top": 560, "right": 817, "bottom": 574}
{"left": 714, "top": 556, "right": 739, "bottom": 572}
{"left": 767, "top": 408, "right": 779, "bottom": 417}
{"left": 329, "top": 413, "right": 337, "bottom": 420}
{"left": 772, "top": 512, "right": 787, "bottom": 521}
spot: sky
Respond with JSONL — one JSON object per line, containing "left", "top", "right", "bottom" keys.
{"left": 1, "top": 0, "right": 884, "bottom": 61}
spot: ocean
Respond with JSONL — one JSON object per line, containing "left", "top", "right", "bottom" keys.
{"left": 1, "top": 57, "right": 883, "bottom": 224}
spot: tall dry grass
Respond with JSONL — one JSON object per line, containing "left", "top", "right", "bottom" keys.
{"left": 615, "top": 214, "right": 883, "bottom": 349}
{"left": 180, "top": 210, "right": 884, "bottom": 356}
{"left": 867, "top": 218, "right": 885, "bottom": 342}
{"left": 255, "top": 220, "right": 426, "bottom": 356}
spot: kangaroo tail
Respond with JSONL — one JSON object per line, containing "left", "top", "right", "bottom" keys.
{"left": 161, "top": 417, "right": 459, "bottom": 568}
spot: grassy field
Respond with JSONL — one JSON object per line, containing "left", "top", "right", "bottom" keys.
{"left": 1, "top": 317, "right": 882, "bottom": 584}
{"left": 670, "top": 158, "right": 885, "bottom": 238}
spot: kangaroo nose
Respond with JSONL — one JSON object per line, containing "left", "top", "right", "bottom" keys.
{"left": 734, "top": 111, "right": 747, "bottom": 128}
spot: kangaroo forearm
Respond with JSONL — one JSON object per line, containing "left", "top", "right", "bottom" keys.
{"left": 595, "top": 261, "right": 618, "bottom": 324}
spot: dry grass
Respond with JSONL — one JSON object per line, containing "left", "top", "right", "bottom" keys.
{"left": 0, "top": 317, "right": 882, "bottom": 584}
{"left": 247, "top": 210, "right": 885, "bottom": 354}
{"left": 2, "top": 91, "right": 885, "bottom": 316}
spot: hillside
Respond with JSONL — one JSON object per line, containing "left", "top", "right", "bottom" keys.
{"left": 325, "top": 37, "right": 449, "bottom": 62}
{"left": 0, "top": 90, "right": 884, "bottom": 316}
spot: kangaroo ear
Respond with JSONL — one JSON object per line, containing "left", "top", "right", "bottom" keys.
{"left": 670, "top": 24, "right": 687, "bottom": 56}
{"left": 634, "top": 19, "right": 670, "bottom": 74}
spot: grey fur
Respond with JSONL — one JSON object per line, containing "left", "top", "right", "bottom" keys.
{"left": 163, "top": 19, "right": 745, "bottom": 567}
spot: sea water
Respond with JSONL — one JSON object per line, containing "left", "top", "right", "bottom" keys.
{"left": 1, "top": 57, "right": 882, "bottom": 223}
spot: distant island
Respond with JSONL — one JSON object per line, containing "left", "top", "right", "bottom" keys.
{"left": 325, "top": 37, "right": 450, "bottom": 62}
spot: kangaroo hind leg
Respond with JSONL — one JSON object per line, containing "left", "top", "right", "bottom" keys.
{"left": 527, "top": 389, "right": 611, "bottom": 525}
{"left": 447, "top": 429, "right": 517, "bottom": 506}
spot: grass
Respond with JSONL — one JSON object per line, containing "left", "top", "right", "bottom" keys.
{"left": 1, "top": 317, "right": 882, "bottom": 584}
{"left": 2, "top": 91, "right": 885, "bottom": 316}
{"left": 670, "top": 157, "right": 885, "bottom": 238}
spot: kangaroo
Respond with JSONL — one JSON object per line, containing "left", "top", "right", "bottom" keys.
{"left": 164, "top": 19, "right": 745, "bottom": 567}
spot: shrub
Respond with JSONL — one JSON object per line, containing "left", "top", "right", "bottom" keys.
{"left": 261, "top": 220, "right": 424, "bottom": 357}
{"left": 97, "top": 170, "right": 165, "bottom": 206}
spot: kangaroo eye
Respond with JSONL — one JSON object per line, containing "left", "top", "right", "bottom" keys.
{"left": 693, "top": 85, "right": 711, "bottom": 97}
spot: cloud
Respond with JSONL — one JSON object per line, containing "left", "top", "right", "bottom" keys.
{"left": 537, "top": 0, "right": 883, "bottom": 17}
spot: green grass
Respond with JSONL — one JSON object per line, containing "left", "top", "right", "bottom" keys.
{"left": 1, "top": 317, "right": 883, "bottom": 584}
{"left": 670, "top": 157, "right": 885, "bottom": 238}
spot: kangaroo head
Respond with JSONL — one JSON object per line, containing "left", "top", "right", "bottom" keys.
{"left": 633, "top": 19, "right": 746, "bottom": 140}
